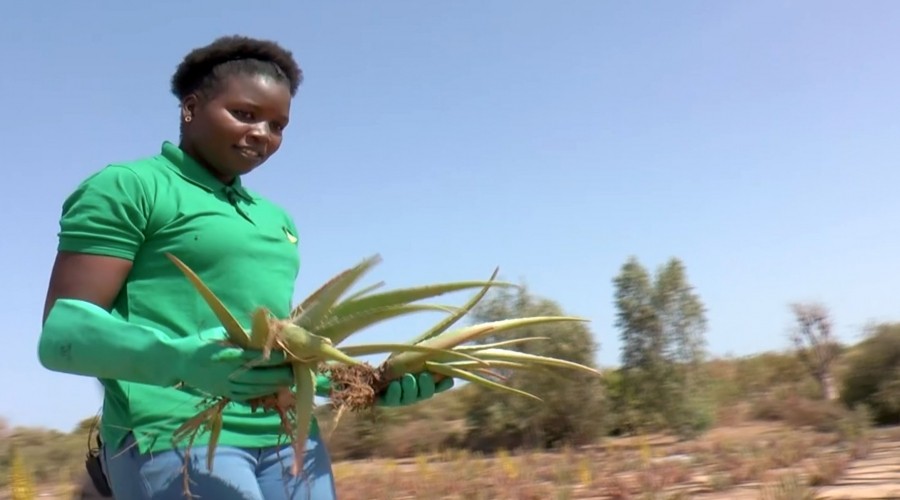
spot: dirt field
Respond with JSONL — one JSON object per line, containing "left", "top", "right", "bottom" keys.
{"left": 330, "top": 423, "right": 900, "bottom": 499}
{"left": 8, "top": 423, "right": 900, "bottom": 499}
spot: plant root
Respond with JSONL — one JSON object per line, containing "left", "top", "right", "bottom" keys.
{"left": 324, "top": 362, "right": 390, "bottom": 413}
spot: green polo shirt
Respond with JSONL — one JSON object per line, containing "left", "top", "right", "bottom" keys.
{"left": 56, "top": 141, "right": 306, "bottom": 454}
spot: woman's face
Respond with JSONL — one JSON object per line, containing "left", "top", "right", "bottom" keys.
{"left": 181, "top": 73, "right": 292, "bottom": 182}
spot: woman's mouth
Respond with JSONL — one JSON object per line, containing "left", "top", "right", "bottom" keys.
{"left": 235, "top": 146, "right": 263, "bottom": 159}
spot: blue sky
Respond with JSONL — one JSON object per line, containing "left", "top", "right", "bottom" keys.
{"left": 3, "top": 1, "right": 900, "bottom": 432}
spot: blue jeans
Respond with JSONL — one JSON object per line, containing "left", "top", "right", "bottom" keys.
{"left": 100, "top": 432, "right": 336, "bottom": 500}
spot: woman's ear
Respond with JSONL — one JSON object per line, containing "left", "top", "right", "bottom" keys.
{"left": 180, "top": 94, "right": 199, "bottom": 123}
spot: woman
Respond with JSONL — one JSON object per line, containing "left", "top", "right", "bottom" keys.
{"left": 37, "top": 35, "right": 452, "bottom": 500}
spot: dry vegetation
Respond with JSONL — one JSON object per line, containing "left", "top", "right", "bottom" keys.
{"left": 7, "top": 413, "right": 896, "bottom": 500}
{"left": 6, "top": 260, "right": 900, "bottom": 499}
{"left": 322, "top": 401, "right": 895, "bottom": 500}
{"left": 4, "top": 376, "right": 899, "bottom": 500}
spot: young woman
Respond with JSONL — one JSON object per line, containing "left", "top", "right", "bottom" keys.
{"left": 37, "top": 35, "right": 452, "bottom": 500}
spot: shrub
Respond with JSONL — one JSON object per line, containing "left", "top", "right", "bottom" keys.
{"left": 840, "top": 323, "right": 900, "bottom": 424}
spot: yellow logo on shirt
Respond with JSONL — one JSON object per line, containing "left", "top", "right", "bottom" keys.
{"left": 283, "top": 227, "right": 298, "bottom": 244}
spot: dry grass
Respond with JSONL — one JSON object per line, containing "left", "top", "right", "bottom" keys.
{"left": 6, "top": 421, "right": 895, "bottom": 500}
{"left": 806, "top": 452, "right": 851, "bottom": 486}
{"left": 328, "top": 421, "right": 893, "bottom": 500}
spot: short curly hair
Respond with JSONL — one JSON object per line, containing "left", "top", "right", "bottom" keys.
{"left": 170, "top": 35, "right": 303, "bottom": 100}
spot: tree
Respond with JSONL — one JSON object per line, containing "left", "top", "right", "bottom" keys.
{"left": 788, "top": 302, "right": 841, "bottom": 401}
{"left": 611, "top": 256, "right": 711, "bottom": 437}
{"left": 841, "top": 322, "right": 900, "bottom": 424}
{"left": 462, "top": 284, "right": 606, "bottom": 451}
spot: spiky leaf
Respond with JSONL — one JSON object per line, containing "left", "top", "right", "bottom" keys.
{"left": 425, "top": 361, "right": 542, "bottom": 401}
{"left": 330, "top": 279, "right": 517, "bottom": 321}
{"left": 166, "top": 253, "right": 249, "bottom": 347}
{"left": 399, "top": 267, "right": 502, "bottom": 350}
{"left": 319, "top": 304, "right": 460, "bottom": 345}
{"left": 338, "top": 343, "right": 487, "bottom": 365}
{"left": 455, "top": 337, "right": 551, "bottom": 351}
{"left": 445, "top": 360, "right": 577, "bottom": 383}
{"left": 206, "top": 409, "right": 223, "bottom": 471}
{"left": 290, "top": 363, "right": 317, "bottom": 476}
{"left": 279, "top": 325, "right": 362, "bottom": 366}
{"left": 389, "top": 316, "right": 588, "bottom": 371}
{"left": 291, "top": 254, "right": 383, "bottom": 329}
{"left": 452, "top": 348, "right": 602, "bottom": 376}
{"left": 343, "top": 281, "right": 386, "bottom": 302}
{"left": 249, "top": 307, "right": 271, "bottom": 350}
{"left": 441, "top": 360, "right": 533, "bottom": 371}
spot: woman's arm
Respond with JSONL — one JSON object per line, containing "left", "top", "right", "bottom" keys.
{"left": 42, "top": 251, "right": 133, "bottom": 325}
{"left": 38, "top": 166, "right": 293, "bottom": 398}
{"left": 38, "top": 165, "right": 158, "bottom": 378}
{"left": 43, "top": 164, "right": 152, "bottom": 325}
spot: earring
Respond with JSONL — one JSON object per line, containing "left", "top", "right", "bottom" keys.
{"left": 184, "top": 115, "right": 192, "bottom": 123}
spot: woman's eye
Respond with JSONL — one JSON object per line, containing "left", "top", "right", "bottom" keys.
{"left": 231, "top": 110, "right": 254, "bottom": 120}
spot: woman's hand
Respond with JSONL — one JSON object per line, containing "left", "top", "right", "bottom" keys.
{"left": 377, "top": 372, "right": 454, "bottom": 407}
{"left": 171, "top": 329, "right": 294, "bottom": 401}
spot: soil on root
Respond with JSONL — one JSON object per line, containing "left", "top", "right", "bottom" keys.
{"left": 325, "top": 362, "right": 391, "bottom": 412}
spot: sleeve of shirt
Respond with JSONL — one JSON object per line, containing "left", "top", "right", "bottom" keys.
{"left": 56, "top": 165, "right": 151, "bottom": 261}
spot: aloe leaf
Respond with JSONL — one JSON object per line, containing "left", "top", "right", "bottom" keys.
{"left": 399, "top": 268, "right": 501, "bottom": 351}
{"left": 206, "top": 408, "right": 223, "bottom": 471}
{"left": 391, "top": 317, "right": 588, "bottom": 368}
{"left": 166, "top": 253, "right": 250, "bottom": 347}
{"left": 468, "top": 348, "right": 603, "bottom": 376}
{"left": 441, "top": 360, "right": 534, "bottom": 371}
{"left": 249, "top": 307, "right": 271, "bottom": 350}
{"left": 330, "top": 279, "right": 518, "bottom": 320}
{"left": 172, "top": 403, "right": 216, "bottom": 444}
{"left": 290, "top": 255, "right": 383, "bottom": 329}
{"left": 425, "top": 361, "right": 542, "bottom": 402}
{"left": 279, "top": 325, "right": 363, "bottom": 366}
{"left": 291, "top": 255, "right": 382, "bottom": 316}
{"left": 320, "top": 304, "right": 459, "bottom": 345}
{"left": 424, "top": 317, "right": 588, "bottom": 350}
{"left": 338, "top": 343, "right": 487, "bottom": 366}
{"left": 454, "top": 337, "right": 551, "bottom": 352}
{"left": 318, "top": 343, "right": 366, "bottom": 366}
{"left": 442, "top": 359, "right": 575, "bottom": 383}
{"left": 291, "top": 362, "right": 316, "bottom": 476}
{"left": 343, "top": 281, "right": 386, "bottom": 302}
{"left": 471, "top": 367, "right": 510, "bottom": 382}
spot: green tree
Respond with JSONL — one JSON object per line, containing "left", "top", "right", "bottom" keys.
{"left": 841, "top": 322, "right": 900, "bottom": 424}
{"left": 462, "top": 284, "right": 606, "bottom": 451}
{"left": 611, "top": 256, "right": 712, "bottom": 437}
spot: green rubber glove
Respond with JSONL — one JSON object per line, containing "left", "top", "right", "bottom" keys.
{"left": 38, "top": 298, "right": 293, "bottom": 402}
{"left": 314, "top": 372, "right": 453, "bottom": 407}
{"left": 315, "top": 373, "right": 332, "bottom": 398}
{"left": 169, "top": 332, "right": 293, "bottom": 401}
{"left": 378, "top": 372, "right": 454, "bottom": 407}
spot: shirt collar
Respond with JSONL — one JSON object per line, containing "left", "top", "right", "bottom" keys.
{"left": 159, "top": 141, "right": 253, "bottom": 202}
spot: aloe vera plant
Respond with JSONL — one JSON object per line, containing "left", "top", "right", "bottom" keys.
{"left": 164, "top": 252, "right": 601, "bottom": 480}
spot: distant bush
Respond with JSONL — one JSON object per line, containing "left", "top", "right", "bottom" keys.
{"left": 0, "top": 417, "right": 93, "bottom": 488}
{"left": 749, "top": 387, "right": 851, "bottom": 432}
{"left": 840, "top": 323, "right": 900, "bottom": 425}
